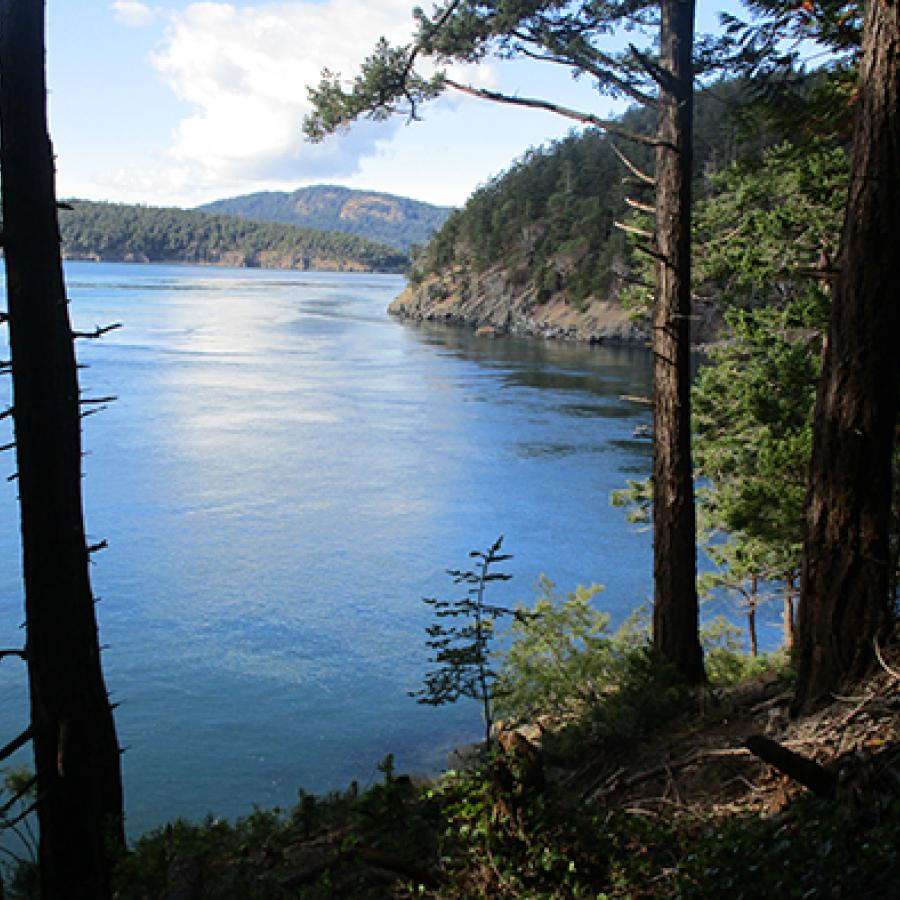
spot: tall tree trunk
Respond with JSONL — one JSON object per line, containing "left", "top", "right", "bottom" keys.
{"left": 652, "top": 0, "right": 704, "bottom": 684}
{"left": 794, "top": 0, "right": 900, "bottom": 712}
{"left": 783, "top": 575, "right": 795, "bottom": 651}
{"left": 748, "top": 576, "right": 759, "bottom": 658}
{"left": 0, "top": 2, "right": 125, "bottom": 896}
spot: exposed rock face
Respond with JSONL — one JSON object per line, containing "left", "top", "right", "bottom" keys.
{"left": 389, "top": 267, "right": 650, "bottom": 344}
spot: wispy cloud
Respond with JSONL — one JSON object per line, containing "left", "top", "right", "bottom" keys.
{"left": 99, "top": 1, "right": 493, "bottom": 205}
{"left": 110, "top": 1, "right": 159, "bottom": 28}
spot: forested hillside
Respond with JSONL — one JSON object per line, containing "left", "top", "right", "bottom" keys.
{"left": 391, "top": 80, "right": 770, "bottom": 341}
{"left": 58, "top": 200, "right": 407, "bottom": 272}
{"left": 198, "top": 184, "right": 451, "bottom": 252}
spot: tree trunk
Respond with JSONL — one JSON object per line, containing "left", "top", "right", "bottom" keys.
{"left": 748, "top": 576, "right": 759, "bottom": 658}
{"left": 0, "top": 3, "right": 125, "bottom": 896}
{"left": 651, "top": 0, "right": 704, "bottom": 684}
{"left": 794, "top": 0, "right": 900, "bottom": 712}
{"left": 783, "top": 575, "right": 795, "bottom": 651}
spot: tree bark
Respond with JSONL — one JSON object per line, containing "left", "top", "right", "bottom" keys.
{"left": 651, "top": 0, "right": 704, "bottom": 684}
{"left": 794, "top": 0, "right": 900, "bottom": 712}
{"left": 0, "top": 2, "right": 125, "bottom": 896}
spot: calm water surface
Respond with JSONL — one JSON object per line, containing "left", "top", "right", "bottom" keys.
{"left": 0, "top": 262, "right": 662, "bottom": 837}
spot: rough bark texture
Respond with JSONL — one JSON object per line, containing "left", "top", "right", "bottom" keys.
{"left": 651, "top": 0, "right": 704, "bottom": 684}
{"left": 794, "top": 0, "right": 900, "bottom": 711}
{"left": 0, "top": 2, "right": 125, "bottom": 895}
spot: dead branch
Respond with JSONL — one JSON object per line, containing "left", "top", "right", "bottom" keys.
{"left": 611, "top": 143, "right": 655, "bottom": 185}
{"left": 620, "top": 394, "right": 653, "bottom": 406}
{"left": 744, "top": 734, "right": 836, "bottom": 798}
{"left": 874, "top": 635, "right": 900, "bottom": 680}
{"left": 625, "top": 197, "right": 656, "bottom": 214}
{"left": 614, "top": 220, "right": 654, "bottom": 240}
{"left": 0, "top": 442, "right": 15, "bottom": 453}
{"left": 0, "top": 649, "right": 26, "bottom": 661}
{"left": 0, "top": 726, "right": 33, "bottom": 763}
{"left": 1, "top": 801, "right": 38, "bottom": 831}
{"left": 79, "top": 396, "right": 117, "bottom": 405}
{"left": 633, "top": 242, "right": 667, "bottom": 264}
{"left": 86, "top": 539, "right": 108, "bottom": 555}
{"left": 72, "top": 323, "right": 122, "bottom": 340}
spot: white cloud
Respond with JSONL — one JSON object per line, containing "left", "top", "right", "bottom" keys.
{"left": 100, "top": 1, "right": 495, "bottom": 204}
{"left": 110, "top": 1, "right": 158, "bottom": 28}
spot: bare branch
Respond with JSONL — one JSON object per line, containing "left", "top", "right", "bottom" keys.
{"left": 442, "top": 78, "right": 663, "bottom": 148}
{"left": 633, "top": 243, "right": 666, "bottom": 264}
{"left": 625, "top": 197, "right": 656, "bottom": 214}
{"left": 86, "top": 539, "right": 108, "bottom": 555}
{"left": 79, "top": 396, "right": 117, "bottom": 406}
{"left": 874, "top": 635, "right": 900, "bottom": 680}
{"left": 0, "top": 649, "right": 26, "bottom": 661}
{"left": 611, "top": 143, "right": 655, "bottom": 185}
{"left": 72, "top": 323, "right": 122, "bottom": 340}
{"left": 1, "top": 801, "right": 38, "bottom": 831}
{"left": 0, "top": 442, "right": 16, "bottom": 454}
{"left": 0, "top": 727, "right": 33, "bottom": 763}
{"left": 614, "top": 220, "right": 654, "bottom": 240}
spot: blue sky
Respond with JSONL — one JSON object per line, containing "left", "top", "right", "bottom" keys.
{"left": 46, "top": 2, "right": 748, "bottom": 209}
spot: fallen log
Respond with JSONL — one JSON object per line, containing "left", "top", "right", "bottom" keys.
{"left": 745, "top": 734, "right": 836, "bottom": 798}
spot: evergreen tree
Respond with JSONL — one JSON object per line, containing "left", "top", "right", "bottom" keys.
{"left": 794, "top": 0, "right": 900, "bottom": 709}
{"left": 0, "top": 3, "right": 124, "bottom": 895}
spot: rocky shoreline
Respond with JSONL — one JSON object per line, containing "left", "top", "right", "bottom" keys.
{"left": 389, "top": 270, "right": 721, "bottom": 345}
{"left": 389, "top": 270, "right": 648, "bottom": 344}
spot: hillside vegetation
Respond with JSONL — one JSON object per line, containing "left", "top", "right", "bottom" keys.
{"left": 198, "top": 184, "right": 451, "bottom": 252}
{"left": 58, "top": 200, "right": 408, "bottom": 272}
{"left": 392, "top": 81, "right": 767, "bottom": 342}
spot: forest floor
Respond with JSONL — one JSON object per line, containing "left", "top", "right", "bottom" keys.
{"left": 106, "top": 632, "right": 900, "bottom": 899}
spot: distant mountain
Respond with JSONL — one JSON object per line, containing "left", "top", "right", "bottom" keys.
{"left": 58, "top": 200, "right": 407, "bottom": 273}
{"left": 197, "top": 185, "right": 452, "bottom": 252}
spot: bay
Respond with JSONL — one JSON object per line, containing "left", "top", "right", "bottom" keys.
{"left": 0, "top": 261, "right": 660, "bottom": 838}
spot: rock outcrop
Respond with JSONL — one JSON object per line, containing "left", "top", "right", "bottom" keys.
{"left": 389, "top": 266, "right": 649, "bottom": 344}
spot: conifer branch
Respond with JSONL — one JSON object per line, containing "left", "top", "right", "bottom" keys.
{"left": 442, "top": 79, "right": 663, "bottom": 147}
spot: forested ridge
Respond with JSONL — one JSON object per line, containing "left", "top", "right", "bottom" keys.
{"left": 198, "top": 184, "right": 451, "bottom": 252}
{"left": 396, "top": 78, "right": 793, "bottom": 339}
{"left": 57, "top": 199, "right": 408, "bottom": 272}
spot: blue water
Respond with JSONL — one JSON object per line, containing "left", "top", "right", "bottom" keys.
{"left": 0, "top": 261, "right": 764, "bottom": 839}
